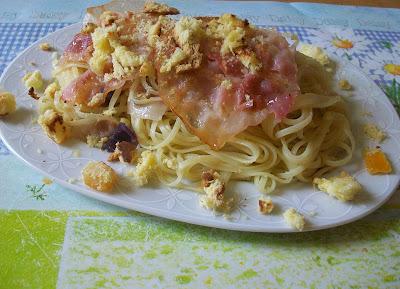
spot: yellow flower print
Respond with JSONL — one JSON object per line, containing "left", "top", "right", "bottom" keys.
{"left": 307, "top": 27, "right": 371, "bottom": 63}
{"left": 366, "top": 50, "right": 400, "bottom": 83}
{"left": 384, "top": 63, "right": 400, "bottom": 76}
{"left": 332, "top": 38, "right": 354, "bottom": 49}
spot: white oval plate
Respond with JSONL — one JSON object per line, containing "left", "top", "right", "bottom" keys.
{"left": 1, "top": 23, "right": 399, "bottom": 232}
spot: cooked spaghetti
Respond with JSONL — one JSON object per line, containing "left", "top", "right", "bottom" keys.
{"left": 37, "top": 2, "right": 355, "bottom": 195}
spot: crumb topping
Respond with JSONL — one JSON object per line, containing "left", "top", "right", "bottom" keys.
{"left": 339, "top": 79, "right": 352, "bottom": 90}
{"left": 200, "top": 169, "right": 234, "bottom": 212}
{"left": 313, "top": 171, "right": 362, "bottom": 201}
{"left": 42, "top": 177, "right": 53, "bottom": 185}
{"left": 39, "top": 42, "right": 53, "bottom": 51}
{"left": 108, "top": 141, "right": 137, "bottom": 163}
{"left": 297, "top": 44, "right": 330, "bottom": 66}
{"left": 38, "top": 109, "right": 70, "bottom": 144}
{"left": 0, "top": 92, "right": 16, "bottom": 116}
{"left": 283, "top": 208, "right": 305, "bottom": 231}
{"left": 143, "top": 2, "right": 179, "bottom": 15}
{"left": 82, "top": 161, "right": 118, "bottom": 192}
{"left": 363, "top": 148, "right": 392, "bottom": 175}
{"left": 86, "top": 135, "right": 109, "bottom": 148}
{"left": 363, "top": 123, "right": 386, "bottom": 143}
{"left": 22, "top": 70, "right": 44, "bottom": 91}
{"left": 258, "top": 197, "right": 274, "bottom": 214}
{"left": 133, "top": 150, "right": 157, "bottom": 186}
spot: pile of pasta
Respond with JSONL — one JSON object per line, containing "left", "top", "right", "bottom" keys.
{"left": 39, "top": 2, "right": 354, "bottom": 194}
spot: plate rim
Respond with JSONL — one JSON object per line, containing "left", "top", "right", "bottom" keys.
{"left": 0, "top": 22, "right": 399, "bottom": 233}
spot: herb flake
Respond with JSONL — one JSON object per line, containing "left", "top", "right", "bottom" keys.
{"left": 26, "top": 184, "right": 48, "bottom": 201}
{"left": 380, "top": 40, "right": 393, "bottom": 50}
{"left": 383, "top": 79, "right": 400, "bottom": 114}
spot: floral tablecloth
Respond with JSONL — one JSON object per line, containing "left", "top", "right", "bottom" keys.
{"left": 1, "top": 1, "right": 399, "bottom": 288}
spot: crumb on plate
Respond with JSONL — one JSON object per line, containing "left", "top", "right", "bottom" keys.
{"left": 72, "top": 149, "right": 81, "bottom": 158}
{"left": 143, "top": 2, "right": 180, "bottom": 15}
{"left": 200, "top": 169, "right": 234, "bottom": 213}
{"left": 22, "top": 70, "right": 44, "bottom": 91}
{"left": 313, "top": 171, "right": 362, "bottom": 201}
{"left": 363, "top": 123, "right": 386, "bottom": 143}
{"left": 297, "top": 44, "right": 330, "bottom": 66}
{"left": 82, "top": 161, "right": 118, "bottom": 192}
{"left": 86, "top": 135, "right": 108, "bottom": 148}
{"left": 283, "top": 208, "right": 305, "bottom": 231}
{"left": 81, "top": 23, "right": 96, "bottom": 34}
{"left": 38, "top": 109, "right": 70, "bottom": 144}
{"left": 258, "top": 197, "right": 274, "bottom": 214}
{"left": 364, "top": 148, "right": 392, "bottom": 175}
{"left": 39, "top": 42, "right": 53, "bottom": 51}
{"left": 108, "top": 141, "right": 137, "bottom": 163}
{"left": 0, "top": 91, "right": 16, "bottom": 116}
{"left": 67, "top": 178, "right": 78, "bottom": 184}
{"left": 42, "top": 177, "right": 53, "bottom": 185}
{"left": 339, "top": 79, "right": 352, "bottom": 90}
{"left": 133, "top": 150, "right": 157, "bottom": 186}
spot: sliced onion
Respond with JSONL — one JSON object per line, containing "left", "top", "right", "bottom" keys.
{"left": 127, "top": 95, "right": 168, "bottom": 121}
{"left": 292, "top": 93, "right": 341, "bottom": 110}
{"left": 70, "top": 117, "right": 118, "bottom": 140}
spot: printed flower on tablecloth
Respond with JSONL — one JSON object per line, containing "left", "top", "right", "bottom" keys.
{"left": 366, "top": 50, "right": 400, "bottom": 83}
{"left": 306, "top": 26, "right": 372, "bottom": 64}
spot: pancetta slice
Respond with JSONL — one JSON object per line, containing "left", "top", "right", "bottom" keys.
{"left": 59, "top": 32, "right": 93, "bottom": 65}
{"left": 62, "top": 3, "right": 300, "bottom": 150}
{"left": 61, "top": 70, "right": 124, "bottom": 107}
{"left": 155, "top": 15, "right": 299, "bottom": 149}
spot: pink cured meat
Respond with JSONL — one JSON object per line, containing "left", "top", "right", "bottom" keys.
{"left": 60, "top": 12, "right": 158, "bottom": 106}
{"left": 157, "top": 21, "right": 299, "bottom": 150}
{"left": 61, "top": 70, "right": 124, "bottom": 105}
{"left": 59, "top": 33, "right": 93, "bottom": 64}
{"left": 58, "top": 9, "right": 299, "bottom": 150}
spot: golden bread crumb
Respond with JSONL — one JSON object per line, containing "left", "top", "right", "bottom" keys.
{"left": 143, "top": 2, "right": 179, "bottom": 15}
{"left": 86, "top": 135, "right": 108, "bottom": 148}
{"left": 283, "top": 208, "right": 305, "bottom": 231}
{"left": 22, "top": 70, "right": 44, "bottom": 91}
{"left": 38, "top": 109, "right": 70, "bottom": 144}
{"left": 72, "top": 149, "right": 81, "bottom": 157}
{"left": 221, "top": 27, "right": 245, "bottom": 55}
{"left": 107, "top": 141, "right": 137, "bottom": 164}
{"left": 339, "top": 79, "right": 352, "bottom": 90}
{"left": 89, "top": 27, "right": 114, "bottom": 75}
{"left": 237, "top": 48, "right": 262, "bottom": 73}
{"left": 39, "top": 42, "right": 53, "bottom": 51}
{"left": 160, "top": 47, "right": 187, "bottom": 73}
{"left": 42, "top": 177, "right": 53, "bottom": 185}
{"left": 258, "top": 197, "right": 274, "bottom": 214}
{"left": 0, "top": 92, "right": 16, "bottom": 115}
{"left": 133, "top": 150, "right": 157, "bottom": 186}
{"left": 298, "top": 44, "right": 330, "bottom": 66}
{"left": 82, "top": 161, "right": 118, "bottom": 192}
{"left": 364, "top": 148, "right": 392, "bottom": 175}
{"left": 363, "top": 123, "right": 386, "bottom": 143}
{"left": 81, "top": 23, "right": 96, "bottom": 34}
{"left": 313, "top": 171, "right": 362, "bottom": 201}
{"left": 200, "top": 170, "right": 234, "bottom": 212}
